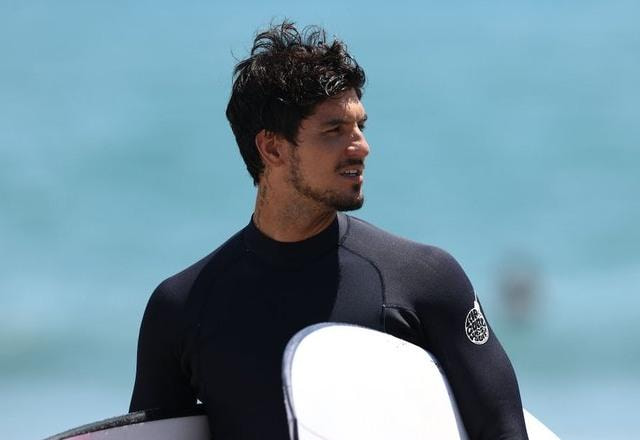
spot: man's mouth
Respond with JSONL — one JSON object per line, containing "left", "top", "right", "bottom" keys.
{"left": 339, "top": 169, "right": 363, "bottom": 177}
{"left": 337, "top": 159, "right": 365, "bottom": 179}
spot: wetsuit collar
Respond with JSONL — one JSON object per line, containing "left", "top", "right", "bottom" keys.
{"left": 243, "top": 212, "right": 348, "bottom": 266}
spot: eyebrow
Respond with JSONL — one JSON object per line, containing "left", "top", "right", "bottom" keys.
{"left": 321, "top": 114, "right": 368, "bottom": 127}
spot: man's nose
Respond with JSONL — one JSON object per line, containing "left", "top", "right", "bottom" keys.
{"left": 347, "top": 129, "right": 370, "bottom": 158}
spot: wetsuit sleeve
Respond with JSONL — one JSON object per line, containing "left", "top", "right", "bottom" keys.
{"left": 129, "top": 283, "right": 196, "bottom": 412}
{"left": 418, "top": 248, "right": 528, "bottom": 440}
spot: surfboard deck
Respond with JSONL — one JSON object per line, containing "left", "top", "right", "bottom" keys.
{"left": 283, "top": 323, "right": 560, "bottom": 440}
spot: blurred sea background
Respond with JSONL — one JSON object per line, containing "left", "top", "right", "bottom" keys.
{"left": 1, "top": 1, "right": 638, "bottom": 438}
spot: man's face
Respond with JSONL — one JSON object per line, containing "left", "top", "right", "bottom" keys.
{"left": 286, "top": 89, "right": 369, "bottom": 211}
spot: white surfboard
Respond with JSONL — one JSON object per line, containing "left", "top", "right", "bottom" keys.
{"left": 44, "top": 407, "right": 209, "bottom": 440}
{"left": 47, "top": 323, "right": 558, "bottom": 440}
{"left": 282, "top": 323, "right": 560, "bottom": 440}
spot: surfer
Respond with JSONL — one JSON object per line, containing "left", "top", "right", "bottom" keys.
{"left": 130, "top": 21, "right": 529, "bottom": 439}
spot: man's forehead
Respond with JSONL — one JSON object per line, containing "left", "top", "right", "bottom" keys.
{"left": 311, "top": 91, "right": 366, "bottom": 121}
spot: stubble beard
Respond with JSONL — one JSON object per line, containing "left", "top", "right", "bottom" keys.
{"left": 288, "top": 150, "right": 364, "bottom": 212}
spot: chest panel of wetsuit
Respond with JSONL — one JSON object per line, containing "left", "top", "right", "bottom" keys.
{"left": 195, "top": 247, "right": 382, "bottom": 438}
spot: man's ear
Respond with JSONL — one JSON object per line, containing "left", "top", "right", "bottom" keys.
{"left": 255, "top": 130, "right": 287, "bottom": 167}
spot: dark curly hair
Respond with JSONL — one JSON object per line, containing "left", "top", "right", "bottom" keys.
{"left": 226, "top": 21, "right": 366, "bottom": 185}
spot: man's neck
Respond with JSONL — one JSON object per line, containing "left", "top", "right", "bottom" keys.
{"left": 252, "top": 182, "right": 336, "bottom": 242}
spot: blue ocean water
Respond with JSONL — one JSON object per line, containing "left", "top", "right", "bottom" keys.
{"left": 1, "top": 1, "right": 639, "bottom": 438}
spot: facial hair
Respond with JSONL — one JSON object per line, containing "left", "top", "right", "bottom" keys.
{"left": 288, "top": 148, "right": 364, "bottom": 212}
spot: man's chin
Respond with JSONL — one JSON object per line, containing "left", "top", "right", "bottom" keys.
{"left": 293, "top": 180, "right": 364, "bottom": 212}
{"left": 332, "top": 195, "right": 364, "bottom": 212}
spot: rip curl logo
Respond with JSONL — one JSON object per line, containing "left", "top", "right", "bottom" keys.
{"left": 465, "top": 300, "right": 489, "bottom": 345}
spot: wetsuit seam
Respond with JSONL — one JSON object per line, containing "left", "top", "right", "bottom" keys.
{"left": 339, "top": 244, "right": 386, "bottom": 302}
{"left": 339, "top": 243, "right": 386, "bottom": 329}
{"left": 338, "top": 214, "right": 352, "bottom": 245}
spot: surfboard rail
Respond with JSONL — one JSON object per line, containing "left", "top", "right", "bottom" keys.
{"left": 43, "top": 405, "right": 207, "bottom": 440}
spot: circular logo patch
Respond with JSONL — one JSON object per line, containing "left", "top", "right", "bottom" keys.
{"left": 465, "top": 303, "right": 489, "bottom": 345}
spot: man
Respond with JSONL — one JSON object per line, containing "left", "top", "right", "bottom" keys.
{"left": 130, "top": 21, "right": 529, "bottom": 439}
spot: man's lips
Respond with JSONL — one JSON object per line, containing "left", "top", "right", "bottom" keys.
{"left": 338, "top": 168, "right": 363, "bottom": 177}
{"left": 336, "top": 160, "right": 364, "bottom": 178}
{"left": 338, "top": 167, "right": 364, "bottom": 185}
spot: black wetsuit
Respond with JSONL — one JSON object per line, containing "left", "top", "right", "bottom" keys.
{"left": 130, "top": 213, "right": 528, "bottom": 439}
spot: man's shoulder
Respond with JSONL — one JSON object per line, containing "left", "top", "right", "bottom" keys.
{"left": 343, "top": 215, "right": 447, "bottom": 261}
{"left": 152, "top": 228, "right": 246, "bottom": 303}
{"left": 342, "top": 215, "right": 469, "bottom": 287}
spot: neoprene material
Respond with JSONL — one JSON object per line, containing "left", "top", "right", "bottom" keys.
{"left": 130, "top": 213, "right": 528, "bottom": 439}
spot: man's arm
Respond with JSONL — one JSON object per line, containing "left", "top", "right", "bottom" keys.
{"left": 418, "top": 249, "right": 528, "bottom": 440}
{"left": 129, "top": 283, "right": 196, "bottom": 412}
